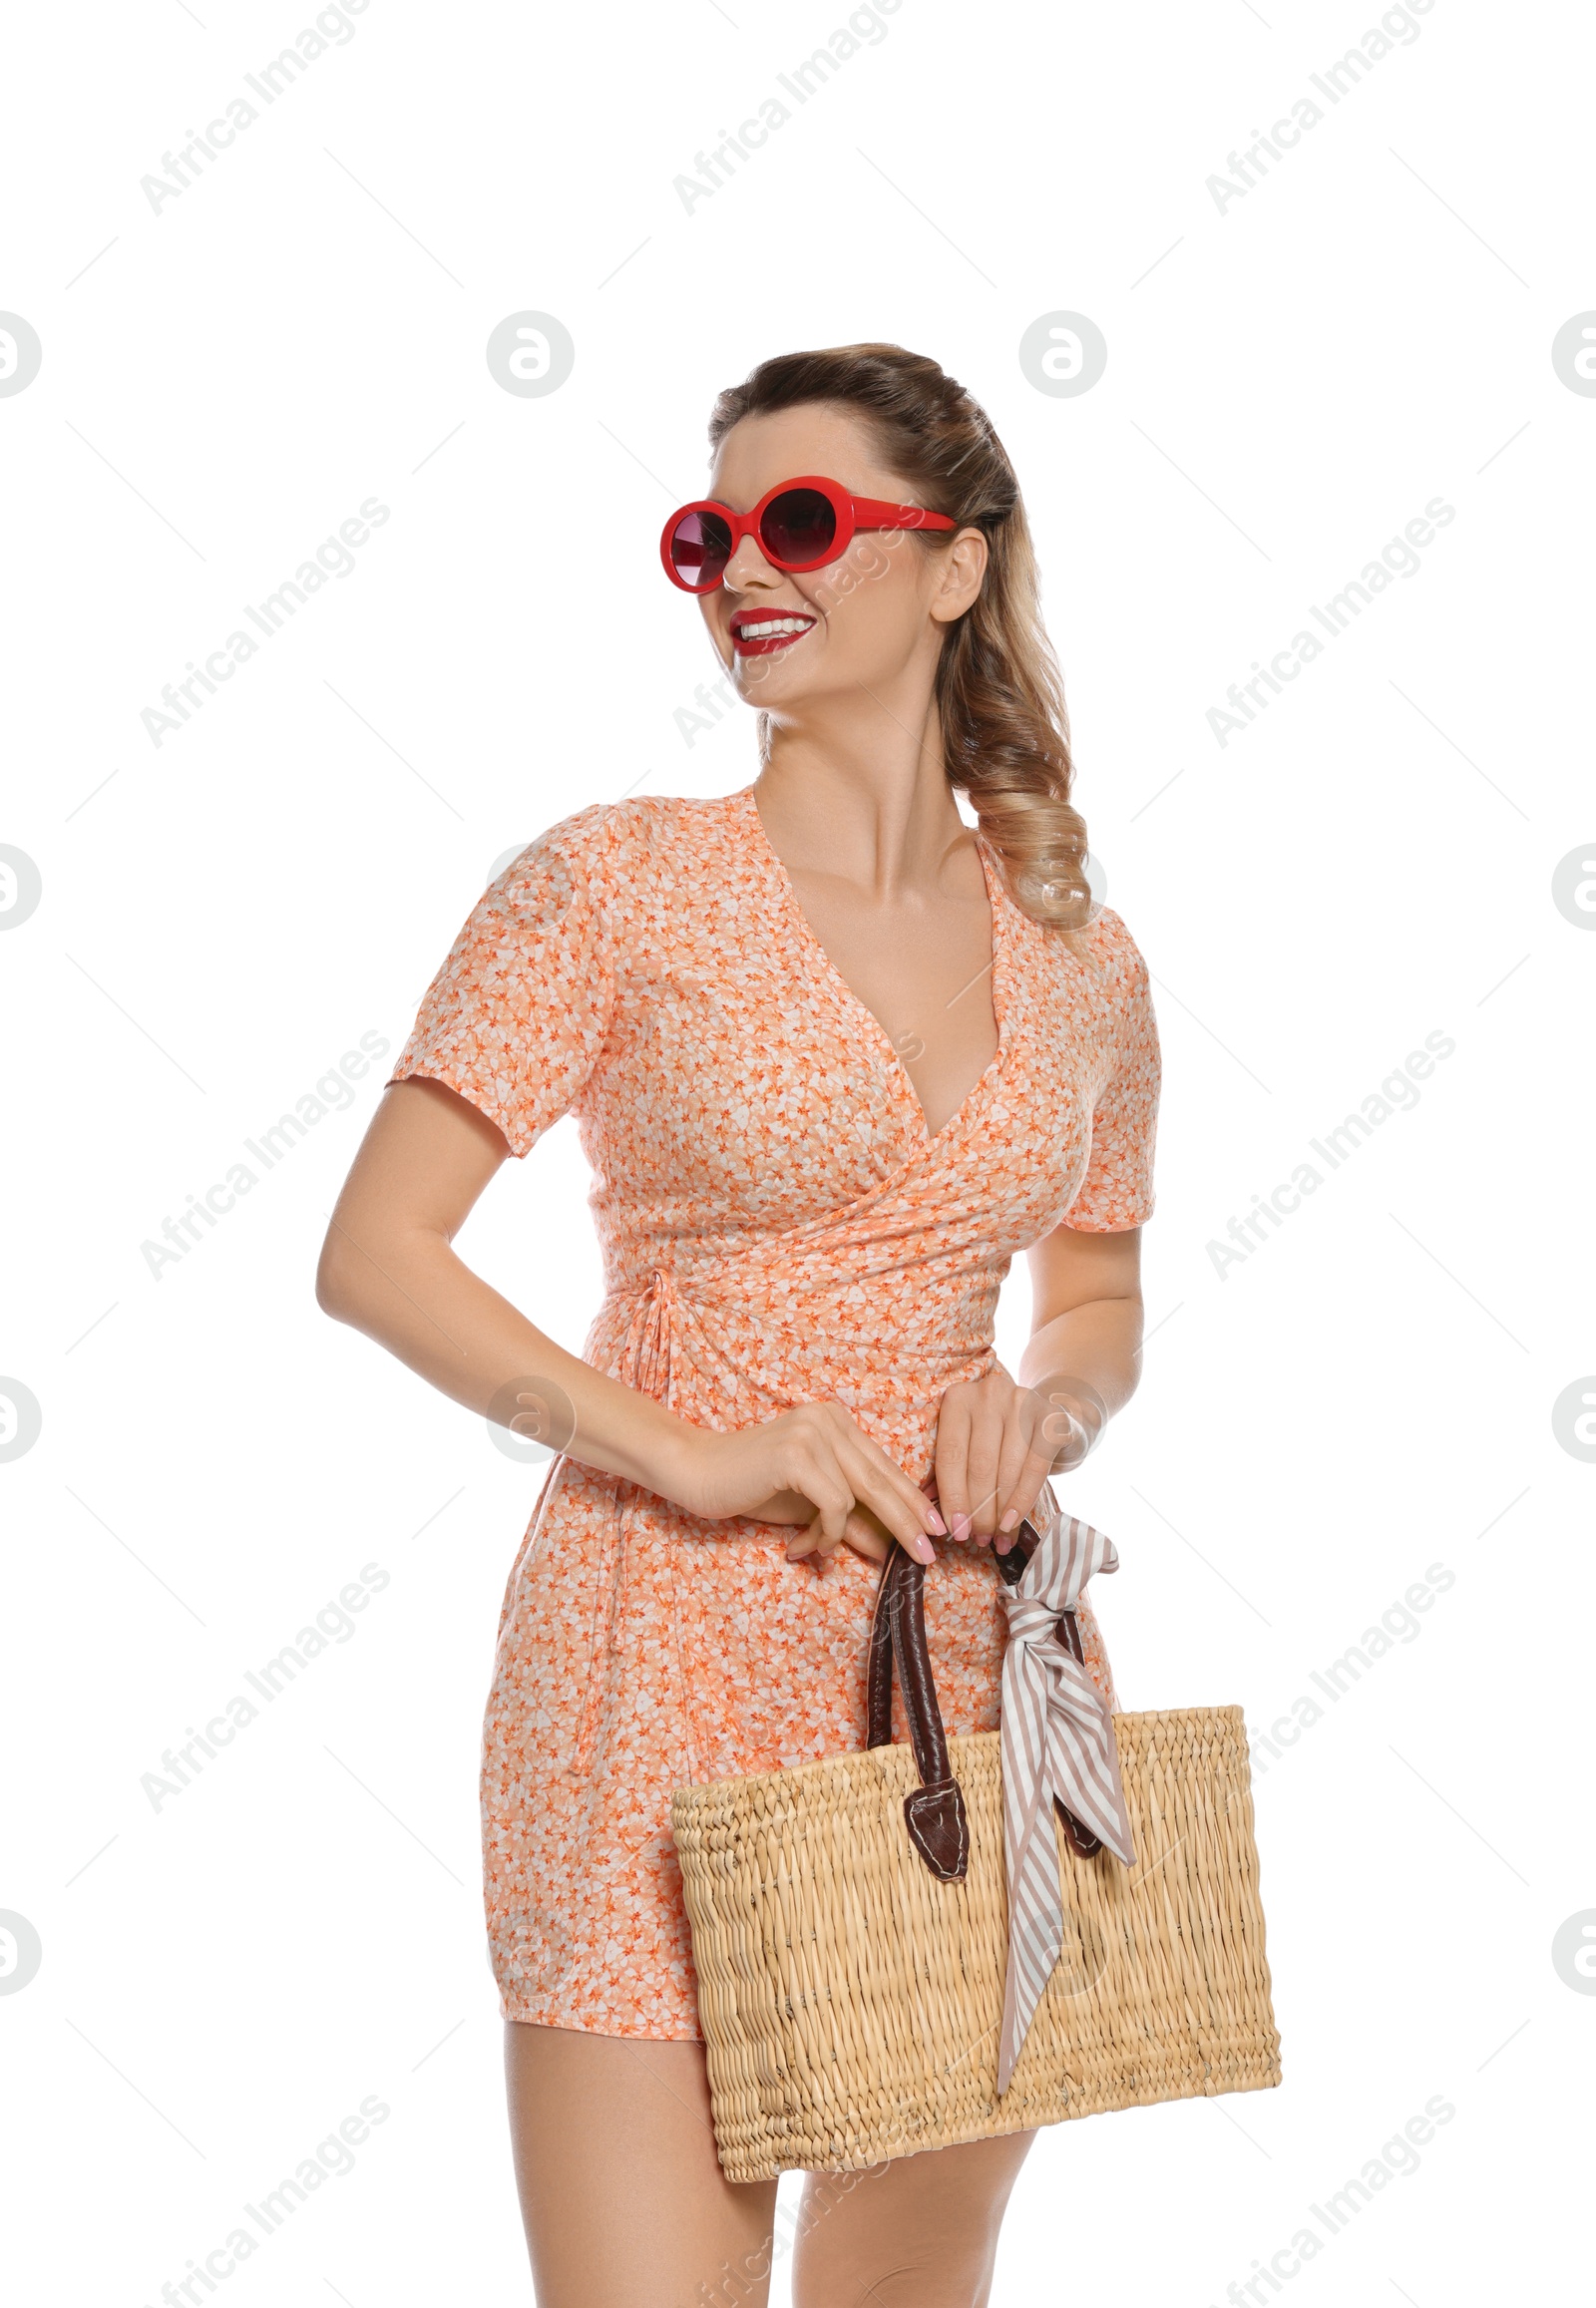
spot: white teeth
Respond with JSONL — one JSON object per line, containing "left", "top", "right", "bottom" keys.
{"left": 738, "top": 616, "right": 814, "bottom": 639}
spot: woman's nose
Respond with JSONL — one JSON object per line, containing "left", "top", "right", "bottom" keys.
{"left": 722, "top": 532, "right": 780, "bottom": 591}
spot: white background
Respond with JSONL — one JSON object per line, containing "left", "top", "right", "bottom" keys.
{"left": 2, "top": 0, "right": 1591, "bottom": 2301}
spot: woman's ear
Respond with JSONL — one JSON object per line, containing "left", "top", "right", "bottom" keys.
{"left": 931, "top": 526, "right": 989, "bottom": 625}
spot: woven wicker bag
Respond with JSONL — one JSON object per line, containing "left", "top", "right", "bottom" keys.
{"left": 670, "top": 1514, "right": 1281, "bottom": 2182}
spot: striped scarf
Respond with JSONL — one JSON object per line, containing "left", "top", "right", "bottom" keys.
{"left": 996, "top": 1502, "right": 1136, "bottom": 2095}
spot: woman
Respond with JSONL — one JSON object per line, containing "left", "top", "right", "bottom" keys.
{"left": 317, "top": 342, "right": 1160, "bottom": 2308}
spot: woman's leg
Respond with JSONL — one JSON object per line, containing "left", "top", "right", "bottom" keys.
{"left": 791, "top": 2130, "right": 1038, "bottom": 2308}
{"left": 504, "top": 2019, "right": 779, "bottom": 2308}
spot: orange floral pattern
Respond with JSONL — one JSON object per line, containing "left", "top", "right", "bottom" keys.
{"left": 388, "top": 785, "right": 1160, "bottom": 2040}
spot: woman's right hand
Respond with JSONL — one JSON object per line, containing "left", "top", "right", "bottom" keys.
{"left": 661, "top": 1402, "right": 945, "bottom": 1564}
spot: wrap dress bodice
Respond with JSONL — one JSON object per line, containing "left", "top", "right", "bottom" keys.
{"left": 388, "top": 784, "right": 1160, "bottom": 2038}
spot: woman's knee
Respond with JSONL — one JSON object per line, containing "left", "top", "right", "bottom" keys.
{"left": 791, "top": 2135, "right": 1033, "bottom": 2308}
{"left": 797, "top": 2234, "right": 999, "bottom": 2308}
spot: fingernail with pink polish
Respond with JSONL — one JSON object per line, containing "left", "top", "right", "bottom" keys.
{"left": 926, "top": 1506, "right": 947, "bottom": 1535}
{"left": 999, "top": 1509, "right": 1018, "bottom": 1532}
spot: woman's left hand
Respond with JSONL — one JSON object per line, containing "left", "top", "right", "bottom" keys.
{"left": 933, "top": 1362, "right": 1089, "bottom": 1552}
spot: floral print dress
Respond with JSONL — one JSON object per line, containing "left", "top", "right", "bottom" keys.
{"left": 387, "top": 784, "right": 1160, "bottom": 2040}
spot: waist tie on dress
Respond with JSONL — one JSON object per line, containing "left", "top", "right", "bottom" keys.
{"left": 571, "top": 1268, "right": 687, "bottom": 1778}
{"left": 615, "top": 1265, "right": 679, "bottom": 1409}
{"left": 996, "top": 1508, "right": 1136, "bottom": 2096}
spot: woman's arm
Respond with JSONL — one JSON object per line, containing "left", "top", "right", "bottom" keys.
{"left": 315, "top": 1076, "right": 945, "bottom": 1560}
{"left": 1018, "top": 1219, "right": 1144, "bottom": 1448}
{"left": 929, "top": 1220, "right": 1144, "bottom": 1550}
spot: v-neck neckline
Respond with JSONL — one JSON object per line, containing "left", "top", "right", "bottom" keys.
{"left": 730, "top": 783, "right": 1012, "bottom": 1148}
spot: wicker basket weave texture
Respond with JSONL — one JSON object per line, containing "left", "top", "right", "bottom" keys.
{"left": 671, "top": 1705, "right": 1282, "bottom": 2182}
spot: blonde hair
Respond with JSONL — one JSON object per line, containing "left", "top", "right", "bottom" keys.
{"left": 707, "top": 342, "right": 1094, "bottom": 944}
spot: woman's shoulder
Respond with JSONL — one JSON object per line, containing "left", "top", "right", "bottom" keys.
{"left": 1031, "top": 897, "right": 1149, "bottom": 991}
{"left": 1028, "top": 899, "right": 1154, "bottom": 1047}
{"left": 494, "top": 791, "right": 736, "bottom": 913}
{"left": 1077, "top": 902, "right": 1149, "bottom": 980}
{"left": 1075, "top": 906, "right": 1156, "bottom": 1062}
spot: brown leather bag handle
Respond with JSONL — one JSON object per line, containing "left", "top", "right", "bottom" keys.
{"left": 866, "top": 1501, "right": 1102, "bottom": 1879}
{"left": 866, "top": 1544, "right": 969, "bottom": 1879}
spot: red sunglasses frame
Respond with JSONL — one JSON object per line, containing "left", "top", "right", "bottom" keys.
{"left": 659, "top": 473, "right": 958, "bottom": 592}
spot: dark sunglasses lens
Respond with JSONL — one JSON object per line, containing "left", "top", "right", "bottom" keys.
{"left": 760, "top": 488, "right": 836, "bottom": 567}
{"left": 669, "top": 510, "right": 732, "bottom": 587}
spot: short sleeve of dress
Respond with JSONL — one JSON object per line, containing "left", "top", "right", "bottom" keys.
{"left": 385, "top": 803, "right": 616, "bottom": 1158}
{"left": 1063, "top": 908, "right": 1161, "bottom": 1232}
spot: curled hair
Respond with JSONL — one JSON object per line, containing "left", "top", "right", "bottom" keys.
{"left": 706, "top": 342, "right": 1094, "bottom": 942}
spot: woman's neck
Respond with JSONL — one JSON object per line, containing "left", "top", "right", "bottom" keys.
{"left": 753, "top": 698, "right": 970, "bottom": 896}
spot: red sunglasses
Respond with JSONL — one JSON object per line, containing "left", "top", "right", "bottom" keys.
{"left": 660, "top": 473, "right": 957, "bottom": 592}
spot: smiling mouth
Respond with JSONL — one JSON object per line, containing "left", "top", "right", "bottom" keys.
{"left": 731, "top": 612, "right": 817, "bottom": 657}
